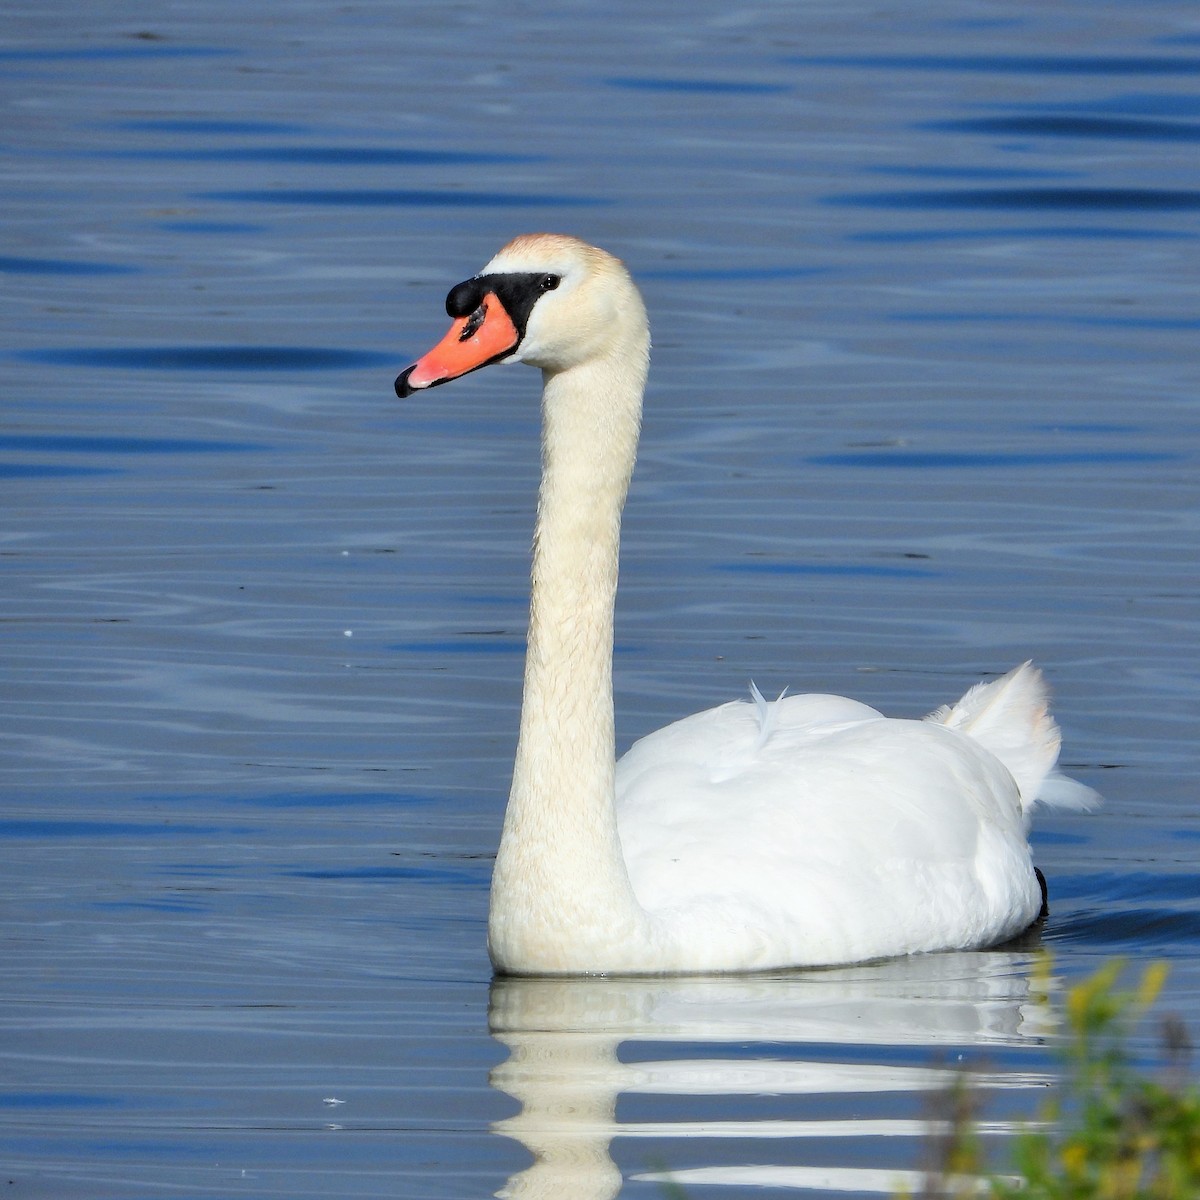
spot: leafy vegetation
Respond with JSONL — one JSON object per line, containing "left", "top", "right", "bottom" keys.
{"left": 918, "top": 960, "right": 1200, "bottom": 1199}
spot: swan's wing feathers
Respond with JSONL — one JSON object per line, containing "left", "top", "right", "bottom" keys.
{"left": 615, "top": 702, "right": 1038, "bottom": 964}
{"left": 616, "top": 695, "right": 1024, "bottom": 884}
{"left": 617, "top": 692, "right": 882, "bottom": 798}
{"left": 609, "top": 680, "right": 1078, "bottom": 964}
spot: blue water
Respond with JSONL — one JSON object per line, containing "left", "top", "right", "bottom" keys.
{"left": 2, "top": 1, "right": 1198, "bottom": 1197}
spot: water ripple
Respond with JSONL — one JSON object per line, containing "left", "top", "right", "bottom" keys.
{"left": 1045, "top": 871, "right": 1200, "bottom": 903}
{"left": 284, "top": 863, "right": 487, "bottom": 886}
{"left": 109, "top": 118, "right": 308, "bottom": 135}
{"left": 892, "top": 312, "right": 1200, "bottom": 331}
{"left": 200, "top": 188, "right": 603, "bottom": 208}
{"left": 789, "top": 54, "right": 1200, "bottom": 75}
{"left": 390, "top": 638, "right": 526, "bottom": 655}
{"left": 1050, "top": 908, "right": 1200, "bottom": 946}
{"left": 926, "top": 115, "right": 1200, "bottom": 141}
{"left": 16, "top": 346, "right": 394, "bottom": 371}
{"left": 828, "top": 186, "right": 1200, "bottom": 211}
{"left": 1021, "top": 93, "right": 1200, "bottom": 119}
{"left": 852, "top": 226, "right": 1192, "bottom": 242}
{"left": 0, "top": 255, "right": 136, "bottom": 276}
{"left": 809, "top": 450, "right": 1175, "bottom": 469}
{"left": 0, "top": 463, "right": 117, "bottom": 479}
{"left": 0, "top": 434, "right": 264, "bottom": 455}
{"left": 0, "top": 819, "right": 238, "bottom": 838}
{"left": 717, "top": 561, "right": 938, "bottom": 578}
{"left": 606, "top": 76, "right": 789, "bottom": 94}
{"left": 0, "top": 1093, "right": 121, "bottom": 1110}
{"left": 226, "top": 791, "right": 437, "bottom": 809}
{"left": 155, "top": 220, "right": 263, "bottom": 235}
{"left": 640, "top": 266, "right": 824, "bottom": 282}
{"left": 871, "top": 164, "right": 1069, "bottom": 180}
{"left": 0, "top": 44, "right": 231, "bottom": 63}
{"left": 107, "top": 145, "right": 539, "bottom": 165}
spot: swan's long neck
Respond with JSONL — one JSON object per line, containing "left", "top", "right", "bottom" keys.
{"left": 489, "top": 344, "right": 653, "bottom": 974}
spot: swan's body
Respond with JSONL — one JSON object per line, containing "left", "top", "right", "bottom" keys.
{"left": 396, "top": 233, "right": 1094, "bottom": 975}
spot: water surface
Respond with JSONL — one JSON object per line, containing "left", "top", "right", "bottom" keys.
{"left": 2, "top": 1, "right": 1198, "bottom": 1196}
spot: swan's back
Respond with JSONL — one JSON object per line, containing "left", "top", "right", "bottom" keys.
{"left": 614, "top": 664, "right": 1080, "bottom": 969}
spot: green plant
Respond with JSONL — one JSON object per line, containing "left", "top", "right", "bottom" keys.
{"left": 918, "top": 959, "right": 1200, "bottom": 1199}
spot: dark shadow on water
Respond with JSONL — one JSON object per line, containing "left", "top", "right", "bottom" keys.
{"left": 1029, "top": 422, "right": 1142, "bottom": 434}
{"left": 16, "top": 346, "right": 394, "bottom": 371}
{"left": 284, "top": 864, "right": 488, "bottom": 886}
{"left": 108, "top": 118, "right": 309, "bottom": 135}
{"left": 106, "top": 145, "right": 541, "bottom": 166}
{"left": 0, "top": 819, "right": 242, "bottom": 838}
{"left": 1048, "top": 908, "right": 1200, "bottom": 947}
{"left": 828, "top": 187, "right": 1200, "bottom": 211}
{"left": 0, "top": 463, "right": 118, "bottom": 479}
{"left": 717, "top": 561, "right": 938, "bottom": 578}
{"left": 809, "top": 450, "right": 1175, "bottom": 469}
{"left": 0, "top": 255, "right": 137, "bottom": 276}
{"left": 788, "top": 54, "right": 1200, "bottom": 75}
{"left": 640, "top": 266, "right": 825, "bottom": 282}
{"left": 0, "top": 434, "right": 265, "bottom": 455}
{"left": 925, "top": 115, "right": 1200, "bottom": 141}
{"left": 1040, "top": 871, "right": 1200, "bottom": 904}
{"left": 891, "top": 312, "right": 1200, "bottom": 331}
{"left": 201, "top": 188, "right": 604, "bottom": 208}
{"left": 870, "top": 164, "right": 1071, "bottom": 180}
{"left": 605, "top": 75, "right": 789, "bottom": 94}
{"left": 390, "top": 638, "right": 526, "bottom": 655}
{"left": 0, "top": 44, "right": 232, "bottom": 63}
{"left": 0, "top": 1094, "right": 121, "bottom": 1110}
{"left": 95, "top": 897, "right": 211, "bottom": 914}
{"left": 852, "top": 226, "right": 1192, "bottom": 242}
{"left": 1011, "top": 93, "right": 1200, "bottom": 118}
{"left": 156, "top": 220, "right": 264, "bottom": 235}
{"left": 223, "top": 791, "right": 438, "bottom": 808}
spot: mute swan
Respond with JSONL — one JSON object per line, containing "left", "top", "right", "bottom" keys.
{"left": 395, "top": 233, "right": 1094, "bottom": 975}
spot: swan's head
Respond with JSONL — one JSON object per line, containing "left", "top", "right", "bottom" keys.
{"left": 395, "top": 233, "right": 648, "bottom": 397}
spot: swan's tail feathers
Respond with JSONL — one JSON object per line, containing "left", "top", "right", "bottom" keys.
{"left": 1035, "top": 770, "right": 1102, "bottom": 813}
{"left": 926, "top": 662, "right": 1100, "bottom": 816}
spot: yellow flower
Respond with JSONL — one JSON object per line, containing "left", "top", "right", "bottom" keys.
{"left": 1060, "top": 1141, "right": 1087, "bottom": 1176}
{"left": 1134, "top": 961, "right": 1168, "bottom": 1012}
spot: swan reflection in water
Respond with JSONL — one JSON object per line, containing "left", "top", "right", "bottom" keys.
{"left": 489, "top": 949, "right": 1056, "bottom": 1199}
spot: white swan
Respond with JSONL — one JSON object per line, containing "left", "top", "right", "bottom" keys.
{"left": 395, "top": 233, "right": 1095, "bottom": 975}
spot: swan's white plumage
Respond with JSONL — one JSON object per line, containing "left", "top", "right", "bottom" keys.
{"left": 614, "top": 664, "right": 1067, "bottom": 970}
{"left": 398, "top": 233, "right": 1095, "bottom": 976}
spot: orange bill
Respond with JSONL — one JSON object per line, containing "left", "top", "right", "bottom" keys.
{"left": 396, "top": 293, "right": 519, "bottom": 396}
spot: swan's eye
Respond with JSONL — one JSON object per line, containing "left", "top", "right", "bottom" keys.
{"left": 459, "top": 303, "right": 487, "bottom": 341}
{"left": 538, "top": 273, "right": 561, "bottom": 292}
